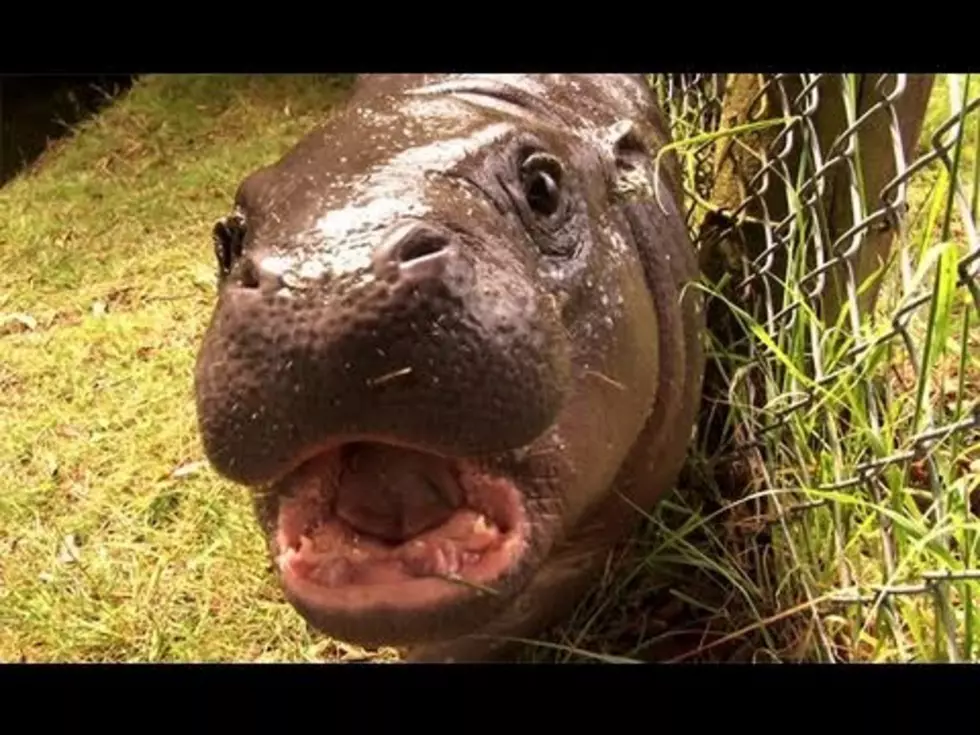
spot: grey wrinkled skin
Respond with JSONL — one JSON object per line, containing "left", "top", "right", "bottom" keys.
{"left": 193, "top": 74, "right": 705, "bottom": 662}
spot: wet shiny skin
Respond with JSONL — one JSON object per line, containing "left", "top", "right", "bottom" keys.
{"left": 193, "top": 74, "right": 705, "bottom": 660}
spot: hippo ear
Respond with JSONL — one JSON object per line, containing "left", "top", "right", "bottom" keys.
{"left": 602, "top": 120, "right": 660, "bottom": 203}
{"left": 605, "top": 119, "right": 681, "bottom": 213}
{"left": 608, "top": 120, "right": 650, "bottom": 172}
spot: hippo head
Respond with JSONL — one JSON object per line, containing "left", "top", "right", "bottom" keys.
{"left": 194, "top": 74, "right": 698, "bottom": 650}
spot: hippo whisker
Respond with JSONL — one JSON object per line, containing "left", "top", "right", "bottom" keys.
{"left": 432, "top": 574, "right": 503, "bottom": 597}
{"left": 366, "top": 366, "right": 414, "bottom": 387}
{"left": 584, "top": 369, "right": 628, "bottom": 392}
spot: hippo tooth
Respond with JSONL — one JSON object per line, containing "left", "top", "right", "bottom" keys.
{"left": 277, "top": 546, "right": 297, "bottom": 571}
{"left": 433, "top": 545, "right": 461, "bottom": 576}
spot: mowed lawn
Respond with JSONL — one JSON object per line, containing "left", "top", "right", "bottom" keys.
{"left": 0, "top": 74, "right": 405, "bottom": 662}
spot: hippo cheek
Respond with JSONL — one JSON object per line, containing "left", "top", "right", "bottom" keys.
{"left": 542, "top": 259, "right": 662, "bottom": 531}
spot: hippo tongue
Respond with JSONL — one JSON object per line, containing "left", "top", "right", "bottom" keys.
{"left": 333, "top": 443, "right": 464, "bottom": 544}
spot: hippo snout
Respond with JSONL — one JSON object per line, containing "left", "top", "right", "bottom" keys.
{"left": 194, "top": 217, "right": 572, "bottom": 487}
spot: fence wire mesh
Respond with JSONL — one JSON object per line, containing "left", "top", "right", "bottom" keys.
{"left": 649, "top": 73, "right": 980, "bottom": 662}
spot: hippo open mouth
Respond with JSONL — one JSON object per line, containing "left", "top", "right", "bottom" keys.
{"left": 272, "top": 441, "right": 530, "bottom": 613}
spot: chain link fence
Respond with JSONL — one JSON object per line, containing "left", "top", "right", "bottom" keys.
{"left": 646, "top": 74, "right": 980, "bottom": 662}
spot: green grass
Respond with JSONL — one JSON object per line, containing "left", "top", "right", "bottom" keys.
{"left": 1, "top": 73, "right": 977, "bottom": 663}
{"left": 0, "top": 74, "right": 398, "bottom": 662}
{"left": 521, "top": 73, "right": 980, "bottom": 663}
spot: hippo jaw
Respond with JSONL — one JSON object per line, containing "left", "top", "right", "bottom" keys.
{"left": 265, "top": 438, "right": 537, "bottom": 642}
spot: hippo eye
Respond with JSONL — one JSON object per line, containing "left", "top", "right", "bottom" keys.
{"left": 213, "top": 213, "right": 246, "bottom": 279}
{"left": 520, "top": 153, "right": 563, "bottom": 218}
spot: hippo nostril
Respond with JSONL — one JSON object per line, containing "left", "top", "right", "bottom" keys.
{"left": 373, "top": 223, "right": 455, "bottom": 281}
{"left": 397, "top": 232, "right": 448, "bottom": 264}
{"left": 234, "top": 254, "right": 290, "bottom": 292}
{"left": 239, "top": 259, "right": 261, "bottom": 289}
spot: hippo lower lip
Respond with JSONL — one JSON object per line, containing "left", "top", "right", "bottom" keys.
{"left": 271, "top": 441, "right": 530, "bottom": 615}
